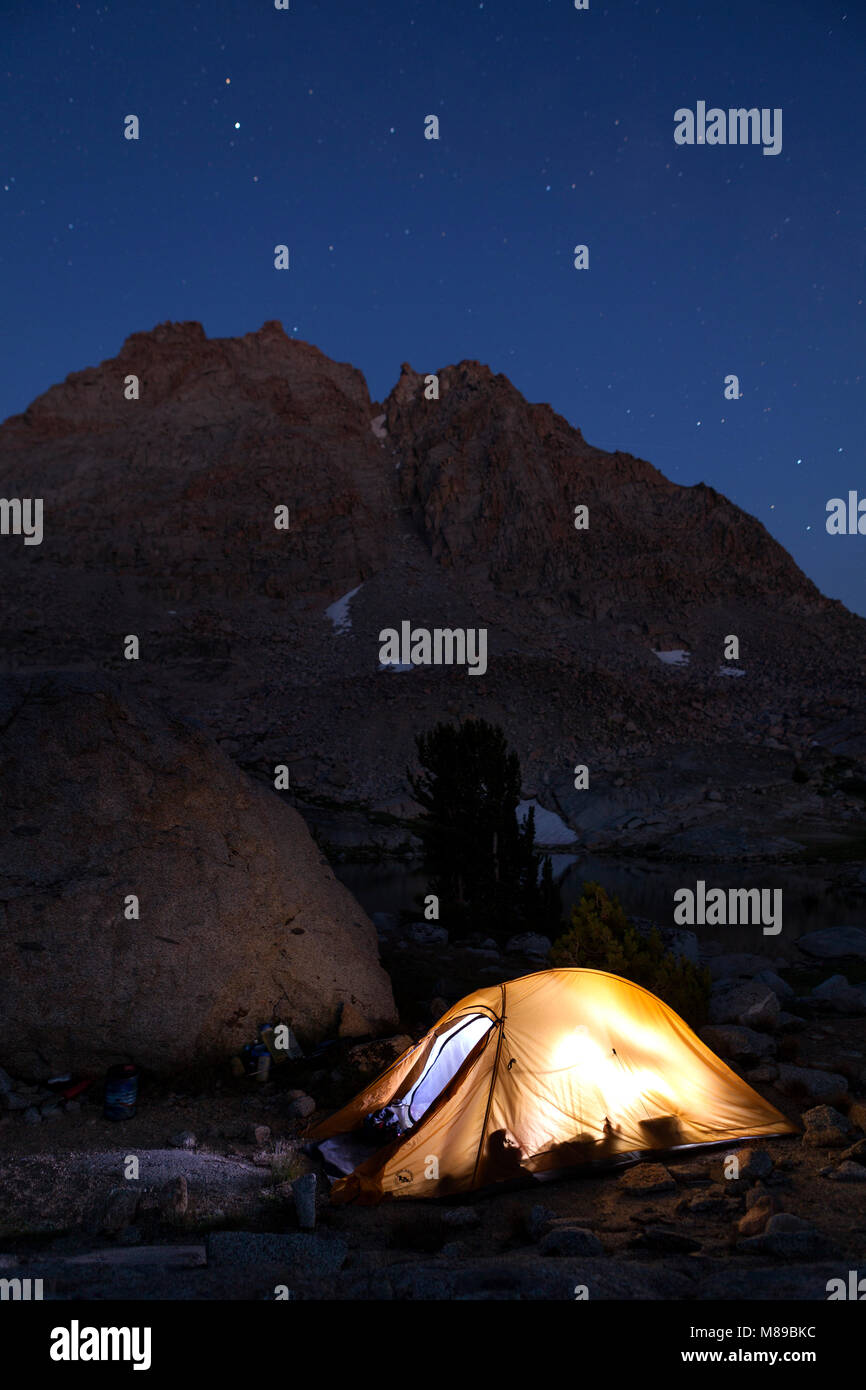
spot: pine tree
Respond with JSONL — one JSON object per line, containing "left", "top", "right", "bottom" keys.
{"left": 409, "top": 719, "right": 562, "bottom": 942}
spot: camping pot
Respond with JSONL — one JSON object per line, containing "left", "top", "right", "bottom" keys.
{"left": 103, "top": 1063, "right": 139, "bottom": 1121}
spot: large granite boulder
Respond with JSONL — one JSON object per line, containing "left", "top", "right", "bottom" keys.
{"left": 0, "top": 673, "right": 396, "bottom": 1078}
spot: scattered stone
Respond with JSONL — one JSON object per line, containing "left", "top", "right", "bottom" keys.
{"left": 539, "top": 1225, "right": 604, "bottom": 1257}
{"left": 739, "top": 1213, "right": 831, "bottom": 1259}
{"left": 737, "top": 1195, "right": 776, "bottom": 1236}
{"left": 699, "top": 1025, "right": 775, "bottom": 1060}
{"left": 737, "top": 1148, "right": 774, "bottom": 1182}
{"left": 619, "top": 1163, "right": 676, "bottom": 1195}
{"left": 159, "top": 1176, "right": 189, "bottom": 1220}
{"left": 169, "top": 1131, "right": 197, "bottom": 1150}
{"left": 528, "top": 1204, "right": 557, "bottom": 1240}
{"left": 407, "top": 922, "right": 448, "bottom": 946}
{"left": 744, "top": 1063, "right": 778, "bottom": 1083}
{"left": 847, "top": 1100, "right": 866, "bottom": 1132}
{"left": 286, "top": 1095, "right": 315, "bottom": 1120}
{"left": 801, "top": 1105, "right": 849, "bottom": 1148}
{"left": 827, "top": 1160, "right": 866, "bottom": 1182}
{"left": 628, "top": 1226, "right": 701, "bottom": 1254}
{"left": 63, "top": 1245, "right": 206, "bottom": 1268}
{"left": 754, "top": 968, "right": 794, "bottom": 999}
{"left": 207, "top": 1231, "right": 348, "bottom": 1277}
{"left": 708, "top": 954, "right": 769, "bottom": 981}
{"left": 99, "top": 1187, "right": 140, "bottom": 1234}
{"left": 798, "top": 927, "right": 866, "bottom": 960}
{"left": 809, "top": 975, "right": 865, "bottom": 1013}
{"left": 776, "top": 1064, "right": 848, "bottom": 1106}
{"left": 505, "top": 933, "right": 551, "bottom": 960}
{"left": 710, "top": 980, "right": 780, "bottom": 1031}
{"left": 682, "top": 1187, "right": 732, "bottom": 1216}
{"left": 441, "top": 1207, "right": 481, "bottom": 1228}
{"left": 670, "top": 1161, "right": 710, "bottom": 1184}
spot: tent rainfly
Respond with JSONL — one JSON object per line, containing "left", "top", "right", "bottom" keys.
{"left": 308, "top": 969, "right": 797, "bottom": 1203}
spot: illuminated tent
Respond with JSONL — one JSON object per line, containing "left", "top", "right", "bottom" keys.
{"left": 308, "top": 968, "right": 796, "bottom": 1203}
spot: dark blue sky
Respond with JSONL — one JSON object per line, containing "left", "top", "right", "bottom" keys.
{"left": 2, "top": 0, "right": 864, "bottom": 612}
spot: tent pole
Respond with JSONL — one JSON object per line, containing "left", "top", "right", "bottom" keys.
{"left": 470, "top": 982, "right": 506, "bottom": 1190}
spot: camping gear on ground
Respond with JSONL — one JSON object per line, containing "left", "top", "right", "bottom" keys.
{"left": 307, "top": 968, "right": 798, "bottom": 1203}
{"left": 259, "top": 1023, "right": 289, "bottom": 1065}
{"left": 103, "top": 1063, "right": 139, "bottom": 1121}
{"left": 362, "top": 1106, "right": 407, "bottom": 1146}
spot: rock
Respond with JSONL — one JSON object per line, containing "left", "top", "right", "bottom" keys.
{"left": 159, "top": 1176, "right": 189, "bottom": 1219}
{"left": 708, "top": 954, "right": 771, "bottom": 981}
{"left": 840, "top": 1138, "right": 866, "bottom": 1164}
{"left": 0, "top": 674, "right": 397, "bottom": 1078}
{"left": 739, "top": 1213, "right": 832, "bottom": 1258}
{"left": 777, "top": 1012, "right": 806, "bottom": 1033}
{"left": 809, "top": 974, "right": 865, "bottom": 1013}
{"left": 286, "top": 1096, "right": 315, "bottom": 1120}
{"left": 709, "top": 980, "right": 780, "bottom": 1031}
{"left": 744, "top": 1063, "right": 778, "bottom": 1083}
{"left": 99, "top": 1187, "right": 140, "bottom": 1234}
{"left": 23, "top": 1106, "right": 41, "bottom": 1125}
{"left": 528, "top": 1205, "right": 557, "bottom": 1240}
{"left": 338, "top": 1002, "right": 373, "bottom": 1038}
{"left": 699, "top": 1025, "right": 775, "bottom": 1060}
{"left": 848, "top": 1100, "right": 866, "bottom": 1132}
{"left": 737, "top": 1148, "right": 774, "bottom": 1182}
{"left": 670, "top": 1161, "right": 710, "bottom": 1184}
{"left": 629, "top": 1226, "right": 701, "bottom": 1254}
{"left": 441, "top": 1207, "right": 480, "bottom": 1228}
{"left": 737, "top": 1196, "right": 775, "bottom": 1236}
{"left": 169, "top": 1131, "right": 197, "bottom": 1151}
{"left": 407, "top": 922, "right": 448, "bottom": 946}
{"left": 798, "top": 927, "right": 866, "bottom": 960}
{"left": 504, "top": 933, "right": 552, "bottom": 960}
{"left": 539, "top": 1225, "right": 604, "bottom": 1257}
{"left": 618, "top": 1162, "right": 676, "bottom": 1195}
{"left": 207, "top": 1231, "right": 348, "bottom": 1277}
{"left": 777, "top": 1064, "right": 848, "bottom": 1106}
{"left": 826, "top": 1160, "right": 866, "bottom": 1182}
{"left": 754, "top": 969, "right": 794, "bottom": 1000}
{"left": 802, "top": 1105, "right": 849, "bottom": 1146}
{"left": 430, "top": 998, "right": 448, "bottom": 1021}
{"left": 682, "top": 1187, "right": 730, "bottom": 1216}
{"left": 253, "top": 1125, "right": 271, "bottom": 1147}
{"left": 346, "top": 1035, "right": 414, "bottom": 1080}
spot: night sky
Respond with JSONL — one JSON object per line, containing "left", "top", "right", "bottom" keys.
{"left": 2, "top": 1, "right": 864, "bottom": 613}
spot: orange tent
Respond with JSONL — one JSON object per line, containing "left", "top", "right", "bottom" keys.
{"left": 308, "top": 969, "right": 796, "bottom": 1203}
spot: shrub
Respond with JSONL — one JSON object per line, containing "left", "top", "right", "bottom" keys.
{"left": 550, "top": 881, "right": 710, "bottom": 1028}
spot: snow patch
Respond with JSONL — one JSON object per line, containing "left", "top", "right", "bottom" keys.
{"left": 718, "top": 666, "right": 746, "bottom": 678}
{"left": 325, "top": 584, "right": 363, "bottom": 634}
{"left": 653, "top": 649, "right": 690, "bottom": 666}
{"left": 370, "top": 413, "right": 387, "bottom": 440}
{"left": 518, "top": 799, "right": 577, "bottom": 846}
